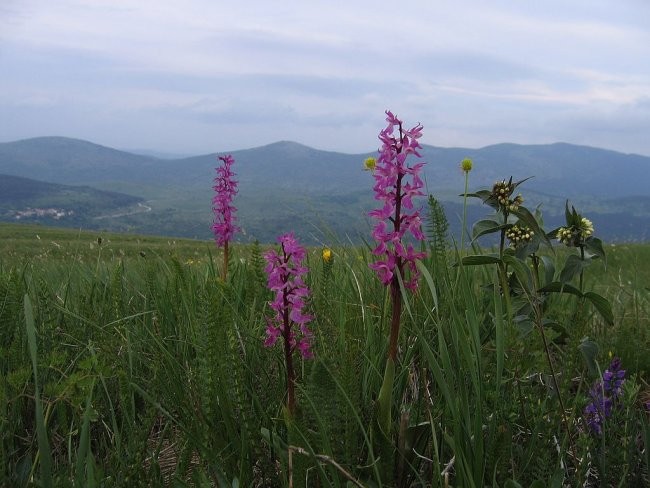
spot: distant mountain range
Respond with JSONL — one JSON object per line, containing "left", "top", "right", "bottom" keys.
{"left": 1, "top": 136, "right": 649, "bottom": 243}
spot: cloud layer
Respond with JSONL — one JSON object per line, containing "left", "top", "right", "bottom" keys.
{"left": 1, "top": 0, "right": 649, "bottom": 155}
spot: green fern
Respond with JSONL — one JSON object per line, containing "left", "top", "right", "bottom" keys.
{"left": 426, "top": 195, "right": 450, "bottom": 275}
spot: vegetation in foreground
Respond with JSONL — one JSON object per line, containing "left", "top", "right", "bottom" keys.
{"left": 1, "top": 216, "right": 649, "bottom": 486}
{"left": 1, "top": 112, "right": 649, "bottom": 487}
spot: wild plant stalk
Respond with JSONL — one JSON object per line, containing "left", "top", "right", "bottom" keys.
{"left": 24, "top": 294, "right": 53, "bottom": 488}
{"left": 368, "top": 111, "right": 426, "bottom": 436}
{"left": 263, "top": 233, "right": 314, "bottom": 416}
{"left": 459, "top": 158, "right": 473, "bottom": 254}
{"left": 493, "top": 179, "right": 523, "bottom": 318}
{"left": 212, "top": 154, "right": 240, "bottom": 281}
{"left": 529, "top": 254, "right": 572, "bottom": 445}
{"left": 556, "top": 204, "right": 595, "bottom": 295}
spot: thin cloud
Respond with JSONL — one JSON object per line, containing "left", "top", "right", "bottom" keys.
{"left": 0, "top": 0, "right": 649, "bottom": 155}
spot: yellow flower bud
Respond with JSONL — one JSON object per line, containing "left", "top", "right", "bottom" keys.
{"left": 460, "top": 158, "right": 473, "bottom": 172}
{"left": 363, "top": 157, "right": 377, "bottom": 171}
{"left": 322, "top": 248, "right": 332, "bottom": 262}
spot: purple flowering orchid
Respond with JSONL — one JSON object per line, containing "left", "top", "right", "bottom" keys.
{"left": 212, "top": 155, "right": 240, "bottom": 247}
{"left": 212, "top": 154, "right": 240, "bottom": 280}
{"left": 584, "top": 356, "right": 626, "bottom": 435}
{"left": 263, "top": 233, "right": 314, "bottom": 414}
{"left": 368, "top": 112, "right": 429, "bottom": 438}
{"left": 369, "top": 110, "right": 426, "bottom": 292}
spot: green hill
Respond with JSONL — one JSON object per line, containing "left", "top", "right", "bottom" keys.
{"left": 2, "top": 137, "right": 650, "bottom": 243}
{"left": 0, "top": 173, "right": 144, "bottom": 229}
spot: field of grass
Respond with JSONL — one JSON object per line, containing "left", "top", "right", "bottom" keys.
{"left": 1, "top": 215, "right": 649, "bottom": 486}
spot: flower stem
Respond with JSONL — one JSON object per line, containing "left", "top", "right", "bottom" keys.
{"left": 579, "top": 244, "right": 585, "bottom": 294}
{"left": 388, "top": 274, "right": 403, "bottom": 362}
{"left": 222, "top": 240, "right": 229, "bottom": 281}
{"left": 282, "top": 283, "right": 296, "bottom": 416}
{"left": 461, "top": 170, "right": 470, "bottom": 253}
{"left": 530, "top": 255, "right": 575, "bottom": 460}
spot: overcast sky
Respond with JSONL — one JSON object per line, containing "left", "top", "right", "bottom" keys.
{"left": 1, "top": 0, "right": 649, "bottom": 156}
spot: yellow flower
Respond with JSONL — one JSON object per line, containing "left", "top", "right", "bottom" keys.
{"left": 322, "top": 248, "right": 332, "bottom": 262}
{"left": 460, "top": 157, "right": 473, "bottom": 172}
{"left": 363, "top": 157, "right": 377, "bottom": 171}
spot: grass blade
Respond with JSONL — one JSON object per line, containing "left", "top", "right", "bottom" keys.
{"left": 24, "top": 294, "right": 53, "bottom": 488}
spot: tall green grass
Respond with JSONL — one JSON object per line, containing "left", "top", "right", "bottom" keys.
{"left": 0, "top": 222, "right": 648, "bottom": 486}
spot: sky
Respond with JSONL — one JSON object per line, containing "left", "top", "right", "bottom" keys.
{"left": 1, "top": 0, "right": 649, "bottom": 156}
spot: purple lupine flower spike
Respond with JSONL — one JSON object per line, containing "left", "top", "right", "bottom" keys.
{"left": 584, "top": 356, "right": 626, "bottom": 435}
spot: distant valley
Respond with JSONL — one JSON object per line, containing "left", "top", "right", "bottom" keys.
{"left": 1, "top": 136, "right": 649, "bottom": 243}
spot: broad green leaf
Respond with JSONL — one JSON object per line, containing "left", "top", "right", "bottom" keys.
{"left": 512, "top": 175, "right": 534, "bottom": 189}
{"left": 460, "top": 255, "right": 502, "bottom": 266}
{"left": 512, "top": 206, "right": 552, "bottom": 247}
{"left": 538, "top": 281, "right": 582, "bottom": 296}
{"left": 540, "top": 255, "right": 555, "bottom": 286}
{"left": 564, "top": 200, "right": 572, "bottom": 224}
{"left": 472, "top": 218, "right": 506, "bottom": 240}
{"left": 585, "top": 236, "right": 606, "bottom": 264}
{"left": 543, "top": 320, "right": 569, "bottom": 344}
{"left": 565, "top": 200, "right": 582, "bottom": 227}
{"left": 546, "top": 226, "right": 561, "bottom": 240}
{"left": 465, "top": 190, "right": 492, "bottom": 202}
{"left": 584, "top": 291, "right": 614, "bottom": 325}
{"left": 502, "top": 254, "right": 532, "bottom": 290}
{"left": 560, "top": 254, "right": 590, "bottom": 283}
{"left": 534, "top": 205, "right": 545, "bottom": 227}
{"left": 376, "top": 358, "right": 395, "bottom": 436}
{"left": 578, "top": 338, "right": 599, "bottom": 377}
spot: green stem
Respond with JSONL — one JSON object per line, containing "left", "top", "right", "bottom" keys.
{"left": 377, "top": 357, "right": 396, "bottom": 435}
{"left": 530, "top": 254, "right": 575, "bottom": 459}
{"left": 497, "top": 262, "right": 512, "bottom": 323}
{"left": 460, "top": 171, "right": 470, "bottom": 253}
{"left": 388, "top": 273, "right": 403, "bottom": 363}
{"left": 579, "top": 244, "right": 585, "bottom": 294}
{"left": 497, "top": 213, "right": 512, "bottom": 319}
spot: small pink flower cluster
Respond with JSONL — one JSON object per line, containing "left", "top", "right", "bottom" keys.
{"left": 369, "top": 111, "right": 426, "bottom": 290}
{"left": 263, "top": 233, "right": 314, "bottom": 359}
{"left": 211, "top": 155, "right": 240, "bottom": 247}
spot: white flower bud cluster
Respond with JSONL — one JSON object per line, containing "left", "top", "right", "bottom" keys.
{"left": 557, "top": 227, "right": 574, "bottom": 246}
{"left": 580, "top": 217, "right": 594, "bottom": 239}
{"left": 506, "top": 224, "right": 534, "bottom": 248}
{"left": 491, "top": 180, "right": 523, "bottom": 212}
{"left": 557, "top": 217, "right": 594, "bottom": 247}
{"left": 509, "top": 194, "right": 524, "bottom": 212}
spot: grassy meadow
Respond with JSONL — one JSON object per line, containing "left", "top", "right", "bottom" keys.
{"left": 1, "top": 214, "right": 649, "bottom": 486}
